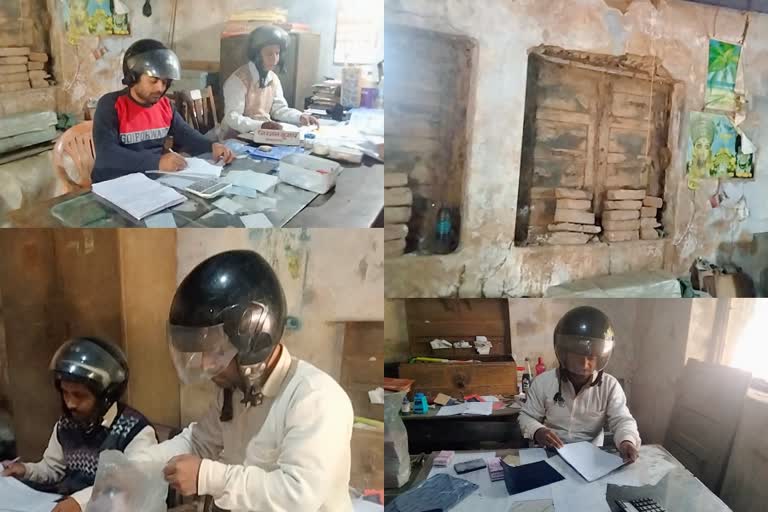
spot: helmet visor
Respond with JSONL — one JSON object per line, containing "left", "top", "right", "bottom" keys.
{"left": 168, "top": 323, "right": 238, "bottom": 384}
{"left": 126, "top": 48, "right": 181, "bottom": 81}
{"left": 554, "top": 335, "right": 613, "bottom": 375}
{"left": 50, "top": 341, "right": 126, "bottom": 393}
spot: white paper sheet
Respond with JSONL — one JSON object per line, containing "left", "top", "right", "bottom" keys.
{"left": 176, "top": 157, "right": 224, "bottom": 178}
{"left": 519, "top": 448, "right": 548, "bottom": 465}
{"left": 435, "top": 404, "right": 467, "bottom": 416}
{"left": 144, "top": 212, "right": 176, "bottom": 228}
{"left": 464, "top": 402, "right": 493, "bottom": 416}
{"left": 0, "top": 476, "right": 61, "bottom": 512}
{"left": 556, "top": 442, "right": 626, "bottom": 482}
{"left": 213, "top": 197, "right": 243, "bottom": 215}
{"left": 240, "top": 213, "right": 274, "bottom": 228}
{"left": 228, "top": 185, "right": 262, "bottom": 198}
{"left": 545, "top": 455, "right": 611, "bottom": 512}
{"left": 223, "top": 171, "right": 279, "bottom": 192}
{"left": 480, "top": 396, "right": 499, "bottom": 402}
{"left": 601, "top": 445, "right": 676, "bottom": 487}
{"left": 92, "top": 173, "right": 185, "bottom": 220}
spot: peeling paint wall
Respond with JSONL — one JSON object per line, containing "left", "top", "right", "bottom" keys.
{"left": 175, "top": 228, "right": 383, "bottom": 424}
{"left": 44, "top": 0, "right": 344, "bottom": 116}
{"left": 46, "top": 0, "right": 173, "bottom": 115}
{"left": 385, "top": 0, "right": 768, "bottom": 297}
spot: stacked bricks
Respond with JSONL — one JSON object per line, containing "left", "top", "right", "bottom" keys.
{"left": 546, "top": 188, "right": 601, "bottom": 245}
{"left": 384, "top": 172, "right": 411, "bottom": 257}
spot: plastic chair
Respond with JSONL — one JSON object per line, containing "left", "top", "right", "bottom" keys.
{"left": 52, "top": 121, "right": 95, "bottom": 193}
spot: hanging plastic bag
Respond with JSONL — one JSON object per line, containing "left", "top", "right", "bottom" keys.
{"left": 384, "top": 391, "right": 411, "bottom": 488}
{"left": 85, "top": 450, "right": 167, "bottom": 512}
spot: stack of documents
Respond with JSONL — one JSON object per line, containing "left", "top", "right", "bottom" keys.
{"left": 175, "top": 157, "right": 224, "bottom": 179}
{"left": 92, "top": 173, "right": 185, "bottom": 220}
{"left": 433, "top": 450, "right": 454, "bottom": 468}
{"left": 487, "top": 457, "right": 504, "bottom": 481}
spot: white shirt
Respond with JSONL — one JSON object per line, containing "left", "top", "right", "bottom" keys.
{"left": 22, "top": 403, "right": 158, "bottom": 509}
{"left": 518, "top": 369, "right": 641, "bottom": 449}
{"left": 131, "top": 346, "right": 354, "bottom": 512}
{"left": 221, "top": 62, "right": 303, "bottom": 134}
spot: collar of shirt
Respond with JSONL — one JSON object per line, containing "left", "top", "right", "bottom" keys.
{"left": 261, "top": 345, "right": 293, "bottom": 398}
{"left": 247, "top": 61, "right": 275, "bottom": 86}
{"left": 101, "top": 402, "right": 119, "bottom": 428}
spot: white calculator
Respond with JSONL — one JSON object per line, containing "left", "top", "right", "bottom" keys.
{"left": 185, "top": 179, "right": 232, "bottom": 198}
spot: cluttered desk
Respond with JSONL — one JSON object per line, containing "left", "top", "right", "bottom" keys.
{"left": 3, "top": 111, "right": 383, "bottom": 229}
{"left": 386, "top": 445, "right": 732, "bottom": 512}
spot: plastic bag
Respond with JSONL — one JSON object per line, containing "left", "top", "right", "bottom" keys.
{"left": 84, "top": 450, "right": 167, "bottom": 512}
{"left": 384, "top": 391, "right": 410, "bottom": 488}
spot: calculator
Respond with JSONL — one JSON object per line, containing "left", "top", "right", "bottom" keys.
{"left": 616, "top": 497, "right": 666, "bottom": 512}
{"left": 185, "top": 179, "right": 232, "bottom": 198}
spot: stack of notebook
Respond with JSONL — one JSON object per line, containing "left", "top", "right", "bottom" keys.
{"left": 487, "top": 457, "right": 504, "bottom": 481}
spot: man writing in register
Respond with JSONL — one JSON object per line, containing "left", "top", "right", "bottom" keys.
{"left": 518, "top": 306, "right": 641, "bottom": 463}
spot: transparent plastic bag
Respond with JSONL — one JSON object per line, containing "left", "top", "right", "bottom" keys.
{"left": 384, "top": 391, "right": 411, "bottom": 488}
{"left": 84, "top": 450, "right": 167, "bottom": 512}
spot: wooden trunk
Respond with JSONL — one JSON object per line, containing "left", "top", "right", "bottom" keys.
{"left": 399, "top": 361, "right": 518, "bottom": 398}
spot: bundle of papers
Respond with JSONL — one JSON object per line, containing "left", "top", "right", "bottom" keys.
{"left": 92, "top": 173, "right": 185, "bottom": 220}
{"left": 487, "top": 457, "right": 505, "bottom": 482}
{"left": 433, "top": 450, "right": 455, "bottom": 468}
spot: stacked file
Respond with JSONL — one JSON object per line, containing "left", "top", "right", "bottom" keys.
{"left": 487, "top": 457, "right": 504, "bottom": 481}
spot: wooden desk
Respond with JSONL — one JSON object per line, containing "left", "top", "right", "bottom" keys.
{"left": 3, "top": 143, "right": 383, "bottom": 228}
{"left": 402, "top": 403, "right": 525, "bottom": 453}
{"left": 386, "top": 445, "right": 732, "bottom": 512}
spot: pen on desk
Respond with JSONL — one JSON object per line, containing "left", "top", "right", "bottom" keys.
{"left": 1, "top": 457, "right": 20, "bottom": 467}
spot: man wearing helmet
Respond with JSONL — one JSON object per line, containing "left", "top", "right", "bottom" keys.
{"left": 92, "top": 39, "right": 234, "bottom": 183}
{"left": 220, "top": 25, "right": 319, "bottom": 139}
{"left": 131, "top": 250, "right": 354, "bottom": 512}
{"left": 1, "top": 337, "right": 157, "bottom": 512}
{"left": 518, "top": 306, "right": 641, "bottom": 464}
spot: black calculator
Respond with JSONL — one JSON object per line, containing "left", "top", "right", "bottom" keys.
{"left": 616, "top": 497, "right": 666, "bottom": 512}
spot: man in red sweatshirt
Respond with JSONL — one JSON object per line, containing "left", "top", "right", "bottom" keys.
{"left": 92, "top": 39, "right": 234, "bottom": 183}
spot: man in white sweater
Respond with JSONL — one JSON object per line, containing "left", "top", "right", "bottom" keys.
{"left": 518, "top": 306, "right": 641, "bottom": 463}
{"left": 132, "top": 250, "right": 354, "bottom": 512}
{"left": 220, "top": 25, "right": 319, "bottom": 139}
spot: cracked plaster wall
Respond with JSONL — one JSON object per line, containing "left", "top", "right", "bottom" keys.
{"left": 385, "top": 0, "right": 768, "bottom": 298}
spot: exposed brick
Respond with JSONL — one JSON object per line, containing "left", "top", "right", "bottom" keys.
{"left": 604, "top": 200, "right": 642, "bottom": 210}
{"left": 548, "top": 223, "right": 601, "bottom": 234}
{"left": 384, "top": 207, "right": 411, "bottom": 224}
{"left": 602, "top": 219, "right": 640, "bottom": 231}
{"left": 641, "top": 228, "right": 660, "bottom": 240}
{"left": 556, "top": 198, "right": 591, "bottom": 210}
{"left": 385, "top": 224, "right": 409, "bottom": 241}
{"left": 603, "top": 230, "right": 639, "bottom": 242}
{"left": 641, "top": 207, "right": 657, "bottom": 218}
{"left": 384, "top": 187, "right": 413, "bottom": 207}
{"left": 385, "top": 239, "right": 406, "bottom": 257}
{"left": 554, "top": 209, "right": 595, "bottom": 225}
{"left": 606, "top": 189, "right": 646, "bottom": 200}
{"left": 602, "top": 210, "right": 640, "bottom": 221}
{"left": 384, "top": 172, "right": 408, "bottom": 188}
{"left": 555, "top": 188, "right": 592, "bottom": 200}
{"left": 643, "top": 196, "right": 663, "bottom": 208}
{"left": 640, "top": 218, "right": 661, "bottom": 229}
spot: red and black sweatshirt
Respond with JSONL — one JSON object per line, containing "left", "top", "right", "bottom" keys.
{"left": 92, "top": 89, "right": 213, "bottom": 183}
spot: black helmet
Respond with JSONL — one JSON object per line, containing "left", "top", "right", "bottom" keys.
{"left": 247, "top": 25, "right": 289, "bottom": 86}
{"left": 122, "top": 39, "right": 181, "bottom": 86}
{"left": 50, "top": 337, "right": 129, "bottom": 420}
{"left": 553, "top": 306, "right": 615, "bottom": 376}
{"left": 168, "top": 250, "right": 287, "bottom": 390}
